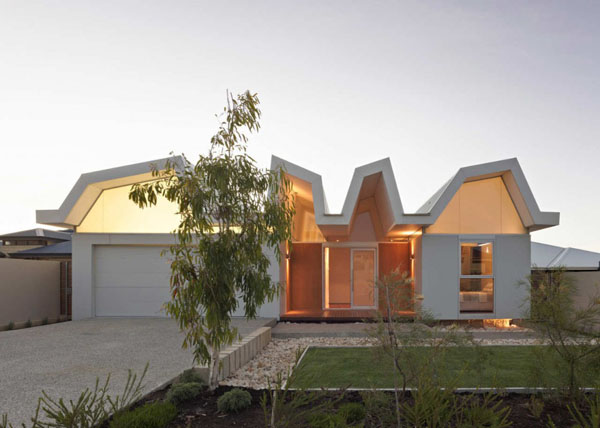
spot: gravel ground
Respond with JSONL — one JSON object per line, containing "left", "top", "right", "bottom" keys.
{"left": 221, "top": 335, "right": 542, "bottom": 389}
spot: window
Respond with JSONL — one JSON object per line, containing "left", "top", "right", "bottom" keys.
{"left": 460, "top": 242, "right": 493, "bottom": 313}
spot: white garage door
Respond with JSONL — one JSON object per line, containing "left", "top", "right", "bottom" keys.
{"left": 94, "top": 246, "right": 171, "bottom": 317}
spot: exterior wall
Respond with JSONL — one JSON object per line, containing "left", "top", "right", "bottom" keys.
{"left": 420, "top": 235, "right": 460, "bottom": 319}
{"left": 72, "top": 233, "right": 281, "bottom": 320}
{"left": 419, "top": 234, "right": 530, "bottom": 320}
{"left": 494, "top": 234, "right": 531, "bottom": 319}
{"left": 0, "top": 259, "right": 61, "bottom": 324}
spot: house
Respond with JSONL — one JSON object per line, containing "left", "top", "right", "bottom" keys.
{"left": 0, "top": 228, "right": 71, "bottom": 257}
{"left": 531, "top": 242, "right": 600, "bottom": 313}
{"left": 0, "top": 229, "right": 73, "bottom": 326}
{"left": 36, "top": 156, "right": 560, "bottom": 321}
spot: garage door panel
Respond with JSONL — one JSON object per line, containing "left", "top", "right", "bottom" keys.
{"left": 95, "top": 287, "right": 171, "bottom": 317}
{"left": 94, "top": 246, "right": 171, "bottom": 317}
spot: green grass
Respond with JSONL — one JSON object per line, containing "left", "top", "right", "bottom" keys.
{"left": 290, "top": 346, "right": 600, "bottom": 389}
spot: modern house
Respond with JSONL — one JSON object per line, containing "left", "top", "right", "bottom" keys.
{"left": 36, "top": 156, "right": 560, "bottom": 321}
{"left": 0, "top": 228, "right": 71, "bottom": 257}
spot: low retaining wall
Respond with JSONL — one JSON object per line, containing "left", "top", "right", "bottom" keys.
{"left": 217, "top": 326, "right": 272, "bottom": 380}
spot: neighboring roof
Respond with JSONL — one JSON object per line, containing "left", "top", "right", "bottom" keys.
{"left": 271, "top": 156, "right": 560, "bottom": 235}
{"left": 0, "top": 228, "right": 72, "bottom": 241}
{"left": 11, "top": 240, "right": 72, "bottom": 258}
{"left": 36, "top": 156, "right": 183, "bottom": 228}
{"left": 532, "top": 242, "right": 600, "bottom": 271}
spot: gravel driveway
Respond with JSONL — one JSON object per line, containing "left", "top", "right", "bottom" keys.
{"left": 0, "top": 317, "right": 273, "bottom": 425}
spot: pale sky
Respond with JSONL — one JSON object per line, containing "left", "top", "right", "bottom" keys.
{"left": 0, "top": 1, "right": 598, "bottom": 251}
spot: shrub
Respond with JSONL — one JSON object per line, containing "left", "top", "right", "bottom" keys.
{"left": 42, "top": 317, "right": 49, "bottom": 325}
{"left": 177, "top": 368, "right": 205, "bottom": 385}
{"left": 25, "top": 319, "right": 32, "bottom": 328}
{"left": 569, "top": 393, "right": 600, "bottom": 428}
{"left": 7, "top": 321, "right": 14, "bottom": 331}
{"left": 360, "top": 391, "right": 395, "bottom": 428}
{"left": 110, "top": 401, "right": 177, "bottom": 428}
{"left": 217, "top": 388, "right": 252, "bottom": 414}
{"left": 308, "top": 412, "right": 348, "bottom": 428}
{"left": 338, "top": 402, "right": 365, "bottom": 424}
{"left": 456, "top": 393, "right": 511, "bottom": 428}
{"left": 165, "top": 382, "right": 203, "bottom": 406}
{"left": 528, "top": 394, "right": 544, "bottom": 419}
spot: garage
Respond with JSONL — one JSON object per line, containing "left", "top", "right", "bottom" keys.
{"left": 94, "top": 245, "right": 171, "bottom": 317}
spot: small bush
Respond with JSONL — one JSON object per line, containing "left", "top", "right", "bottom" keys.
{"left": 217, "top": 388, "right": 252, "bottom": 414}
{"left": 338, "top": 402, "right": 366, "bottom": 424}
{"left": 7, "top": 321, "right": 14, "bottom": 331}
{"left": 25, "top": 319, "right": 32, "bottom": 328}
{"left": 42, "top": 317, "right": 49, "bottom": 325}
{"left": 528, "top": 394, "right": 544, "bottom": 419}
{"left": 110, "top": 401, "right": 177, "bottom": 428}
{"left": 308, "top": 412, "right": 348, "bottom": 428}
{"left": 177, "top": 368, "right": 205, "bottom": 385}
{"left": 165, "top": 382, "right": 203, "bottom": 406}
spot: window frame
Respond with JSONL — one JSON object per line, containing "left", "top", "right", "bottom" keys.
{"left": 458, "top": 238, "right": 495, "bottom": 315}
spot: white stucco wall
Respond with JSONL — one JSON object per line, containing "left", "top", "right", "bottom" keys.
{"left": 419, "top": 233, "right": 530, "bottom": 320}
{"left": 72, "top": 233, "right": 281, "bottom": 320}
{"left": 0, "top": 259, "right": 61, "bottom": 325}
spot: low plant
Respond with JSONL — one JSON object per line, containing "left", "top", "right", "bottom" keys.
{"left": 360, "top": 390, "right": 395, "bottom": 428}
{"left": 217, "top": 388, "right": 252, "bottom": 414}
{"left": 338, "top": 402, "right": 366, "bottom": 425}
{"left": 177, "top": 368, "right": 205, "bottom": 385}
{"left": 261, "top": 348, "right": 346, "bottom": 428}
{"left": 523, "top": 268, "right": 600, "bottom": 400}
{"left": 42, "top": 317, "right": 49, "bottom": 325}
{"left": 528, "top": 394, "right": 545, "bottom": 419}
{"left": 165, "top": 382, "right": 203, "bottom": 406}
{"left": 1, "top": 364, "right": 148, "bottom": 428}
{"left": 7, "top": 321, "right": 14, "bottom": 330}
{"left": 110, "top": 401, "right": 177, "bottom": 428}
{"left": 456, "top": 393, "right": 511, "bottom": 428}
{"left": 569, "top": 393, "right": 600, "bottom": 428}
{"left": 25, "top": 319, "right": 32, "bottom": 328}
{"left": 308, "top": 412, "right": 348, "bottom": 428}
{"left": 399, "top": 382, "right": 456, "bottom": 428}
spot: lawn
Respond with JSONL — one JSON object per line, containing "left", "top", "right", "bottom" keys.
{"left": 290, "top": 346, "right": 600, "bottom": 389}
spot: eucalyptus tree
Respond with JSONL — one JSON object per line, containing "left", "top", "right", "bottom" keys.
{"left": 129, "top": 91, "right": 295, "bottom": 389}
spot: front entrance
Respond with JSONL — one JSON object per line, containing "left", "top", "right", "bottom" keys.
{"left": 324, "top": 246, "right": 377, "bottom": 309}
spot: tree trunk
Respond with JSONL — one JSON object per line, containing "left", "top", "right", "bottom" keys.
{"left": 208, "top": 345, "right": 221, "bottom": 390}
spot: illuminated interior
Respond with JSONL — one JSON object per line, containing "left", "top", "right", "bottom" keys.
{"left": 427, "top": 177, "right": 526, "bottom": 234}
{"left": 460, "top": 242, "right": 494, "bottom": 313}
{"left": 77, "top": 184, "right": 180, "bottom": 233}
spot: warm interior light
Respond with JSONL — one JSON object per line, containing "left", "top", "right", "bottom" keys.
{"left": 483, "top": 319, "right": 515, "bottom": 328}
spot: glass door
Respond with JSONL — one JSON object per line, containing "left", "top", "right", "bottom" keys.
{"left": 351, "top": 249, "right": 376, "bottom": 308}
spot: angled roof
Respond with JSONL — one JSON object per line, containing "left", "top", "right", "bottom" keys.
{"left": 0, "top": 228, "right": 72, "bottom": 241}
{"left": 532, "top": 242, "right": 600, "bottom": 271}
{"left": 36, "top": 156, "right": 182, "bottom": 228}
{"left": 11, "top": 240, "right": 72, "bottom": 258}
{"left": 271, "top": 156, "right": 559, "bottom": 236}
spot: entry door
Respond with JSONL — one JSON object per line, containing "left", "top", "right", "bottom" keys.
{"left": 351, "top": 249, "right": 376, "bottom": 308}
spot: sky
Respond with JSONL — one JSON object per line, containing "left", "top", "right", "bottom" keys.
{"left": 0, "top": 1, "right": 598, "bottom": 251}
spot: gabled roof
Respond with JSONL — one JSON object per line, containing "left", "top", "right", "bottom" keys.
{"left": 532, "top": 242, "right": 600, "bottom": 271}
{"left": 0, "top": 228, "right": 72, "bottom": 241}
{"left": 36, "top": 156, "right": 182, "bottom": 228}
{"left": 271, "top": 156, "right": 559, "bottom": 236}
{"left": 11, "top": 240, "right": 72, "bottom": 258}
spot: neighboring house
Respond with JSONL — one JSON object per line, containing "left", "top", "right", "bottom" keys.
{"left": 0, "top": 228, "right": 71, "bottom": 257}
{"left": 36, "top": 156, "right": 560, "bottom": 321}
{"left": 531, "top": 242, "right": 600, "bottom": 312}
{"left": 0, "top": 229, "right": 73, "bottom": 325}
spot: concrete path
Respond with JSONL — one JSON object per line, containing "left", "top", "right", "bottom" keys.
{"left": 272, "top": 322, "right": 538, "bottom": 340}
{"left": 0, "top": 317, "right": 273, "bottom": 425}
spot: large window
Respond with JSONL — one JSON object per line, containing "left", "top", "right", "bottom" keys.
{"left": 459, "top": 242, "right": 493, "bottom": 313}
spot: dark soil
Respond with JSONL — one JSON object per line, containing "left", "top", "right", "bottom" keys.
{"left": 136, "top": 385, "right": 581, "bottom": 428}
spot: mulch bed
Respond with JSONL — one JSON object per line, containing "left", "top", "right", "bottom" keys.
{"left": 131, "top": 384, "right": 583, "bottom": 428}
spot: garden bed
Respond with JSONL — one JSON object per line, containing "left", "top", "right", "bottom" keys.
{"left": 138, "top": 385, "right": 579, "bottom": 428}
